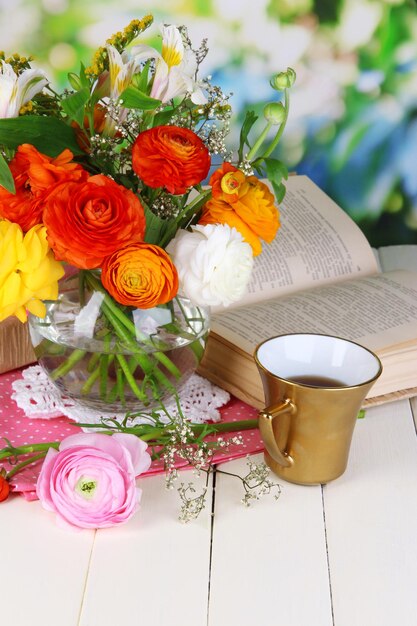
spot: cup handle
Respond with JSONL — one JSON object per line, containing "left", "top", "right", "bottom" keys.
{"left": 258, "top": 399, "right": 295, "bottom": 468}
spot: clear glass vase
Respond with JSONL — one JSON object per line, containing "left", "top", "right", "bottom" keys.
{"left": 28, "top": 278, "right": 210, "bottom": 414}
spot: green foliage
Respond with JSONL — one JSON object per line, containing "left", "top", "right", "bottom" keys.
{"left": 0, "top": 153, "right": 15, "bottom": 193}
{"left": 153, "top": 107, "right": 178, "bottom": 126}
{"left": 264, "top": 158, "right": 289, "bottom": 203}
{"left": 313, "top": 0, "right": 342, "bottom": 23}
{"left": 131, "top": 61, "right": 151, "bottom": 92}
{"left": 0, "top": 116, "right": 84, "bottom": 156}
{"left": 119, "top": 85, "right": 161, "bottom": 110}
{"left": 143, "top": 204, "right": 178, "bottom": 246}
{"left": 60, "top": 87, "right": 90, "bottom": 127}
{"left": 238, "top": 110, "right": 258, "bottom": 162}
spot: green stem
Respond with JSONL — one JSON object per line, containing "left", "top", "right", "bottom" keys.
{"left": 81, "top": 366, "right": 101, "bottom": 395}
{"left": 246, "top": 120, "right": 272, "bottom": 162}
{"left": 87, "top": 352, "right": 101, "bottom": 373}
{"left": 158, "top": 188, "right": 212, "bottom": 248}
{"left": 151, "top": 352, "right": 182, "bottom": 379}
{"left": 6, "top": 452, "right": 48, "bottom": 479}
{"left": 260, "top": 90, "right": 290, "bottom": 160}
{"left": 51, "top": 348, "right": 86, "bottom": 381}
{"left": 72, "top": 418, "right": 260, "bottom": 442}
{"left": 100, "top": 335, "right": 112, "bottom": 398}
{"left": 106, "top": 381, "right": 120, "bottom": 404}
{"left": 0, "top": 442, "right": 60, "bottom": 462}
{"left": 0, "top": 417, "right": 260, "bottom": 478}
{"left": 116, "top": 361, "right": 125, "bottom": 405}
{"left": 78, "top": 269, "right": 87, "bottom": 306}
{"left": 85, "top": 272, "right": 182, "bottom": 380}
{"left": 116, "top": 354, "right": 148, "bottom": 402}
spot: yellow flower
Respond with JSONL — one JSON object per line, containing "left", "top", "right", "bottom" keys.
{"left": 0, "top": 220, "right": 64, "bottom": 323}
{"left": 85, "top": 15, "right": 153, "bottom": 78}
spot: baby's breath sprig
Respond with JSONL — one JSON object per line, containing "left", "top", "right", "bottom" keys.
{"left": 152, "top": 399, "right": 281, "bottom": 523}
{"left": 234, "top": 457, "right": 282, "bottom": 507}
{"left": 0, "top": 398, "right": 280, "bottom": 522}
{"left": 177, "top": 482, "right": 208, "bottom": 522}
{"left": 178, "top": 25, "right": 209, "bottom": 69}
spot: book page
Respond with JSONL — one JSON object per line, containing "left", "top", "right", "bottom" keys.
{"left": 237, "top": 176, "right": 379, "bottom": 308}
{"left": 211, "top": 270, "right": 417, "bottom": 354}
{"left": 377, "top": 245, "right": 417, "bottom": 273}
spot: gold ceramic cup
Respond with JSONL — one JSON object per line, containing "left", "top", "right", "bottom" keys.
{"left": 254, "top": 333, "right": 382, "bottom": 485}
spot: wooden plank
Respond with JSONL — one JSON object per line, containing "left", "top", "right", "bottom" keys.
{"left": 323, "top": 400, "right": 417, "bottom": 626}
{"left": 208, "top": 454, "right": 333, "bottom": 626}
{"left": 0, "top": 317, "right": 36, "bottom": 374}
{"left": 79, "top": 469, "right": 213, "bottom": 626}
{"left": 0, "top": 496, "right": 94, "bottom": 626}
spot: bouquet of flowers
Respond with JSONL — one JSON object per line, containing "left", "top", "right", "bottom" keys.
{"left": 0, "top": 14, "right": 294, "bottom": 528}
{"left": 0, "top": 16, "right": 294, "bottom": 412}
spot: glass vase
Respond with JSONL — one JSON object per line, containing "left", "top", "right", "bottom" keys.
{"left": 28, "top": 277, "right": 210, "bottom": 414}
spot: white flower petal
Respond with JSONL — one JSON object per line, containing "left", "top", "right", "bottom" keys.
{"left": 0, "top": 61, "right": 47, "bottom": 118}
{"left": 168, "top": 224, "right": 254, "bottom": 308}
{"left": 161, "top": 25, "right": 184, "bottom": 68}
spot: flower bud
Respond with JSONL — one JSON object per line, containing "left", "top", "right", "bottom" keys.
{"left": 0, "top": 471, "right": 10, "bottom": 503}
{"left": 68, "top": 72, "right": 82, "bottom": 90}
{"left": 270, "top": 68, "right": 296, "bottom": 91}
{"left": 263, "top": 102, "right": 286, "bottom": 125}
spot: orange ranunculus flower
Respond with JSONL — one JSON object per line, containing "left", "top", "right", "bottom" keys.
{"left": 0, "top": 144, "right": 88, "bottom": 232}
{"left": 210, "top": 162, "right": 246, "bottom": 204}
{"left": 43, "top": 175, "right": 146, "bottom": 269}
{"left": 200, "top": 173, "right": 280, "bottom": 256}
{"left": 16, "top": 144, "right": 89, "bottom": 192}
{"left": 0, "top": 472, "right": 10, "bottom": 502}
{"left": 132, "top": 125, "right": 211, "bottom": 195}
{"left": 102, "top": 242, "right": 179, "bottom": 309}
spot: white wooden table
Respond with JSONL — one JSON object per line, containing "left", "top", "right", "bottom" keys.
{"left": 1, "top": 397, "right": 417, "bottom": 626}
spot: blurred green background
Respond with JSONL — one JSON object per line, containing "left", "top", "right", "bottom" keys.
{"left": 2, "top": 0, "right": 417, "bottom": 246}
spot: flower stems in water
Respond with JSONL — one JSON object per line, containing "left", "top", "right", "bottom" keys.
{"left": 46, "top": 271, "right": 204, "bottom": 409}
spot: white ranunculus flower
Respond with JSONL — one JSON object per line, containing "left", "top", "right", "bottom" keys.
{"left": 167, "top": 224, "right": 254, "bottom": 308}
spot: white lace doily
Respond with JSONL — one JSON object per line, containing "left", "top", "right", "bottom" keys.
{"left": 11, "top": 365, "right": 230, "bottom": 427}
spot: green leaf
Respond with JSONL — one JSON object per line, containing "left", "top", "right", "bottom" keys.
{"left": 357, "top": 409, "right": 366, "bottom": 419}
{"left": 119, "top": 86, "right": 161, "bottom": 110}
{"left": 0, "top": 116, "right": 84, "bottom": 156}
{"left": 153, "top": 107, "right": 177, "bottom": 126}
{"left": 272, "top": 182, "right": 287, "bottom": 204}
{"left": 0, "top": 152, "right": 15, "bottom": 193}
{"left": 264, "top": 157, "right": 289, "bottom": 186}
{"left": 78, "top": 62, "right": 90, "bottom": 89}
{"left": 264, "top": 158, "right": 288, "bottom": 203}
{"left": 132, "top": 61, "right": 151, "bottom": 93}
{"left": 238, "top": 110, "right": 258, "bottom": 162}
{"left": 143, "top": 205, "right": 177, "bottom": 246}
{"left": 61, "top": 87, "right": 90, "bottom": 127}
{"left": 177, "top": 189, "right": 212, "bottom": 231}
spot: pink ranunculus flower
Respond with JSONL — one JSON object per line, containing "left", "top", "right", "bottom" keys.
{"left": 36, "top": 433, "right": 151, "bottom": 530}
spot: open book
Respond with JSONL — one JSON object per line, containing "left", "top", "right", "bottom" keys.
{"left": 198, "top": 175, "right": 417, "bottom": 408}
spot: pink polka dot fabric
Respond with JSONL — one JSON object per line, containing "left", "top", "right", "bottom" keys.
{"left": 0, "top": 368, "right": 264, "bottom": 500}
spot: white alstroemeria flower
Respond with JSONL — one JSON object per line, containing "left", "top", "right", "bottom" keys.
{"left": 102, "top": 45, "right": 141, "bottom": 136}
{"left": 132, "top": 24, "right": 207, "bottom": 104}
{"left": 167, "top": 223, "right": 253, "bottom": 308}
{"left": 0, "top": 61, "right": 48, "bottom": 118}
